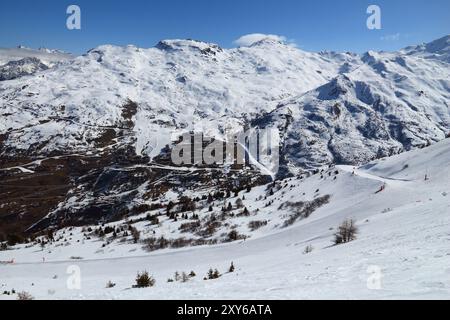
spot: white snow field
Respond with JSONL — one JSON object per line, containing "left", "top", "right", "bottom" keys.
{"left": 1, "top": 138, "right": 449, "bottom": 300}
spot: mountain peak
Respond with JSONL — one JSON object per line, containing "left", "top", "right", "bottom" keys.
{"left": 402, "top": 35, "right": 450, "bottom": 61}
{"left": 425, "top": 34, "right": 450, "bottom": 53}
{"left": 249, "top": 37, "right": 285, "bottom": 48}
{"left": 234, "top": 33, "right": 289, "bottom": 48}
{"left": 156, "top": 39, "right": 222, "bottom": 54}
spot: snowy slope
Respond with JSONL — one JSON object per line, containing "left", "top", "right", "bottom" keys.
{"left": 0, "top": 36, "right": 449, "bottom": 300}
{"left": 0, "top": 34, "right": 449, "bottom": 245}
{"left": 1, "top": 138, "right": 449, "bottom": 299}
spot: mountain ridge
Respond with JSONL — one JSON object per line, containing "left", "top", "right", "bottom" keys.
{"left": 0, "top": 35, "right": 449, "bottom": 235}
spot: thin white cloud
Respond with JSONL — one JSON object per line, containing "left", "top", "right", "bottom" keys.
{"left": 233, "top": 34, "right": 296, "bottom": 47}
{"left": 381, "top": 33, "right": 401, "bottom": 41}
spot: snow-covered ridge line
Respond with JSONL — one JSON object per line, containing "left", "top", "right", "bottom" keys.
{"left": 0, "top": 47, "right": 74, "bottom": 81}
{"left": 0, "top": 47, "right": 73, "bottom": 67}
{"left": 1, "top": 35, "right": 448, "bottom": 165}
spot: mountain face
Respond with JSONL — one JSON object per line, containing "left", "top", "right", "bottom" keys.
{"left": 256, "top": 47, "right": 450, "bottom": 171}
{"left": 0, "top": 46, "right": 72, "bottom": 66}
{"left": 0, "top": 40, "right": 356, "bottom": 158}
{"left": 0, "top": 47, "right": 72, "bottom": 81}
{"left": 0, "top": 57, "right": 50, "bottom": 81}
{"left": 401, "top": 35, "right": 450, "bottom": 62}
{"left": 0, "top": 35, "right": 449, "bottom": 235}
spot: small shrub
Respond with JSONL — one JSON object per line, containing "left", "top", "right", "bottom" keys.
{"left": 142, "top": 236, "right": 217, "bottom": 252}
{"left": 303, "top": 244, "right": 313, "bottom": 254}
{"left": 334, "top": 219, "right": 358, "bottom": 245}
{"left": 179, "top": 221, "right": 201, "bottom": 233}
{"left": 104, "top": 226, "right": 114, "bottom": 234}
{"left": 134, "top": 271, "right": 155, "bottom": 288}
{"left": 235, "top": 198, "right": 244, "bottom": 208}
{"left": 205, "top": 268, "right": 221, "bottom": 280}
{"left": 237, "top": 207, "right": 249, "bottom": 217}
{"left": 181, "top": 272, "right": 189, "bottom": 283}
{"left": 17, "top": 291, "right": 34, "bottom": 300}
{"left": 281, "top": 195, "right": 330, "bottom": 227}
{"left": 197, "top": 220, "right": 221, "bottom": 238}
{"left": 248, "top": 220, "right": 267, "bottom": 231}
{"left": 225, "top": 230, "right": 247, "bottom": 242}
{"left": 131, "top": 227, "right": 140, "bottom": 243}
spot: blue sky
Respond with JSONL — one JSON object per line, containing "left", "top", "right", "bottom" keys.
{"left": 0, "top": 0, "right": 449, "bottom": 54}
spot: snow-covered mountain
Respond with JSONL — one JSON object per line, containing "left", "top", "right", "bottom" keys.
{"left": 0, "top": 57, "right": 51, "bottom": 81}
{"left": 0, "top": 46, "right": 72, "bottom": 66}
{"left": 0, "top": 35, "right": 449, "bottom": 300}
{"left": 0, "top": 39, "right": 356, "bottom": 158}
{"left": 256, "top": 48, "right": 450, "bottom": 171}
{"left": 0, "top": 47, "right": 72, "bottom": 81}
{"left": 0, "top": 36, "right": 448, "bottom": 162}
{"left": 0, "top": 35, "right": 449, "bottom": 239}
{"left": 401, "top": 35, "right": 450, "bottom": 62}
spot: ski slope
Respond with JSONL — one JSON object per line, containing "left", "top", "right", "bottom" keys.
{"left": 1, "top": 139, "right": 449, "bottom": 299}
